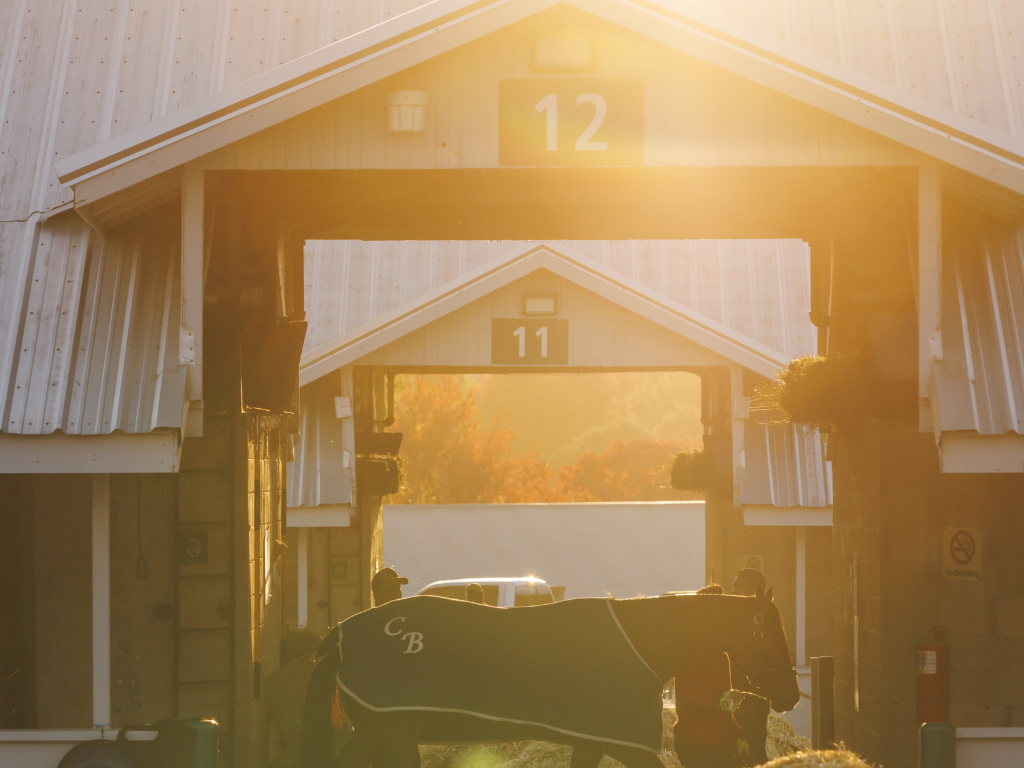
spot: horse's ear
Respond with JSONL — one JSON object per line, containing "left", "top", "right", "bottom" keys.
{"left": 765, "top": 586, "right": 774, "bottom": 602}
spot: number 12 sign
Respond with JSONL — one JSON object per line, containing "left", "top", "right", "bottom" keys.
{"left": 491, "top": 319, "right": 569, "bottom": 365}
{"left": 498, "top": 79, "right": 643, "bottom": 166}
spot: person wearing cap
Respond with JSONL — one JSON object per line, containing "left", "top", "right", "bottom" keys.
{"left": 371, "top": 566, "right": 408, "bottom": 606}
{"left": 731, "top": 568, "right": 766, "bottom": 597}
{"left": 465, "top": 583, "right": 485, "bottom": 604}
{"left": 729, "top": 567, "right": 771, "bottom": 766}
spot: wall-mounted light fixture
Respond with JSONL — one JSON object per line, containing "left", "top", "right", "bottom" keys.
{"left": 533, "top": 38, "right": 592, "bottom": 71}
{"left": 522, "top": 292, "right": 558, "bottom": 315}
{"left": 385, "top": 89, "right": 429, "bottom": 132}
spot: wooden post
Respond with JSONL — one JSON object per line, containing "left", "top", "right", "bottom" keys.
{"left": 796, "top": 526, "right": 807, "bottom": 666}
{"left": 918, "top": 165, "right": 941, "bottom": 433}
{"left": 182, "top": 168, "right": 205, "bottom": 435}
{"left": 297, "top": 528, "right": 309, "bottom": 627}
{"left": 92, "top": 474, "right": 111, "bottom": 729}
{"left": 730, "top": 365, "right": 745, "bottom": 507}
{"left": 811, "top": 655, "right": 835, "bottom": 749}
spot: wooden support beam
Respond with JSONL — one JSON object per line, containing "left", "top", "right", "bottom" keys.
{"left": 182, "top": 169, "right": 205, "bottom": 434}
{"left": 918, "top": 166, "right": 942, "bottom": 433}
{"left": 92, "top": 474, "right": 111, "bottom": 729}
{"left": 297, "top": 528, "right": 309, "bottom": 628}
{"left": 731, "top": 365, "right": 745, "bottom": 507}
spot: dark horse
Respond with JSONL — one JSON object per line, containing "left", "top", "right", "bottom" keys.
{"left": 302, "top": 587, "right": 799, "bottom": 768}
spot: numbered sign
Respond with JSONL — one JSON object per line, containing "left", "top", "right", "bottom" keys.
{"left": 498, "top": 79, "right": 643, "bottom": 166}
{"left": 491, "top": 319, "right": 569, "bottom": 365}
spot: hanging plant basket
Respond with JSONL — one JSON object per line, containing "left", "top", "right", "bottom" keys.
{"left": 356, "top": 456, "right": 403, "bottom": 496}
{"left": 670, "top": 449, "right": 717, "bottom": 492}
{"left": 754, "top": 355, "right": 879, "bottom": 431}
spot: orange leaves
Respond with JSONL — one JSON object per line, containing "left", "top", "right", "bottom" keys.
{"left": 391, "top": 375, "right": 684, "bottom": 504}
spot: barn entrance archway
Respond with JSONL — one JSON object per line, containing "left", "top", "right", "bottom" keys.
{"left": 285, "top": 239, "right": 831, "bottom": 711}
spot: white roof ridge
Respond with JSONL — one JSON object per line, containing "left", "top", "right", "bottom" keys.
{"left": 298, "top": 240, "right": 791, "bottom": 384}
{"left": 55, "top": 0, "right": 1024, "bottom": 200}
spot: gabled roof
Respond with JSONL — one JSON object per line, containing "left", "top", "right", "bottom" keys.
{"left": 299, "top": 241, "right": 795, "bottom": 383}
{"left": 57, "top": 0, "right": 1024, "bottom": 204}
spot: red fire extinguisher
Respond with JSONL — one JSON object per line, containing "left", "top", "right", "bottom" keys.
{"left": 915, "top": 625, "right": 949, "bottom": 724}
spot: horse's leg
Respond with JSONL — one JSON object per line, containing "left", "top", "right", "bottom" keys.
{"left": 375, "top": 713, "right": 424, "bottom": 768}
{"left": 333, "top": 725, "right": 382, "bottom": 768}
{"left": 569, "top": 740, "right": 604, "bottom": 768}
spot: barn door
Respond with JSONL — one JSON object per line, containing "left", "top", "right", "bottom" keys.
{"left": 175, "top": 414, "right": 236, "bottom": 757}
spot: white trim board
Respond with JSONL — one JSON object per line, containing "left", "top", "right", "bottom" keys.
{"left": 0, "top": 431, "right": 180, "bottom": 473}
{"left": 742, "top": 506, "right": 833, "bottom": 526}
{"left": 938, "top": 432, "right": 1024, "bottom": 473}
{"left": 0, "top": 731, "right": 119, "bottom": 742}
{"left": 287, "top": 505, "right": 354, "bottom": 527}
{"left": 299, "top": 242, "right": 788, "bottom": 384}
{"left": 957, "top": 728, "right": 1024, "bottom": 739}
{"left": 55, "top": 0, "right": 1024, "bottom": 204}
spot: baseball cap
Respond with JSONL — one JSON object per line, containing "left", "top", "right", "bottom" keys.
{"left": 733, "top": 568, "right": 766, "bottom": 592}
{"left": 372, "top": 566, "right": 409, "bottom": 589}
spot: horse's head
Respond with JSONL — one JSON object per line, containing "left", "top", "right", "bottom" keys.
{"left": 730, "top": 586, "right": 801, "bottom": 713}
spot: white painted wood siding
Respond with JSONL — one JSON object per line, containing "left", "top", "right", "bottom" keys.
{"left": 354, "top": 268, "right": 730, "bottom": 369}
{"left": 194, "top": 14, "right": 924, "bottom": 171}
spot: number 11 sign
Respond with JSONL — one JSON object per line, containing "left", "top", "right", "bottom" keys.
{"left": 498, "top": 79, "right": 643, "bottom": 166}
{"left": 491, "top": 319, "right": 569, "bottom": 365}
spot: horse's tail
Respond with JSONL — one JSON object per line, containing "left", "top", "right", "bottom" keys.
{"left": 302, "top": 627, "right": 341, "bottom": 768}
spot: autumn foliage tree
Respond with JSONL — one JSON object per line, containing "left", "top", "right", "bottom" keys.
{"left": 555, "top": 439, "right": 683, "bottom": 501}
{"left": 391, "top": 376, "right": 685, "bottom": 504}
{"left": 391, "top": 376, "right": 560, "bottom": 504}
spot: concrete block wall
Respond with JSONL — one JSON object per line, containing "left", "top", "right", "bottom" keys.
{"left": 832, "top": 417, "right": 1024, "bottom": 768}
{"left": 831, "top": 419, "right": 884, "bottom": 763}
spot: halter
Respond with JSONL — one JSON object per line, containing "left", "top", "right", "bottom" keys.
{"left": 730, "top": 612, "right": 797, "bottom": 692}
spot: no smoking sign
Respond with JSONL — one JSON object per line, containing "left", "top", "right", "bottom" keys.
{"left": 943, "top": 527, "right": 982, "bottom": 581}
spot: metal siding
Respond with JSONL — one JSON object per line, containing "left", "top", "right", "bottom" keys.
{"left": 933, "top": 225, "right": 1024, "bottom": 436}
{"left": 0, "top": 0, "right": 430, "bottom": 436}
{"left": 740, "top": 417, "right": 833, "bottom": 509}
{"left": 2, "top": 211, "right": 184, "bottom": 435}
{"left": 287, "top": 375, "right": 353, "bottom": 508}
{"left": 5, "top": 0, "right": 1024, "bottom": 440}
{"left": 304, "top": 239, "right": 816, "bottom": 362}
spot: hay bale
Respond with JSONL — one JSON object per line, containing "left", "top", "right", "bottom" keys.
{"left": 765, "top": 714, "right": 812, "bottom": 761}
{"left": 759, "top": 748, "right": 872, "bottom": 768}
{"left": 418, "top": 708, "right": 811, "bottom": 768}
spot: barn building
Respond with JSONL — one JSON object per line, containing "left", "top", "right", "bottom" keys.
{"left": 0, "top": 2, "right": 1022, "bottom": 767}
